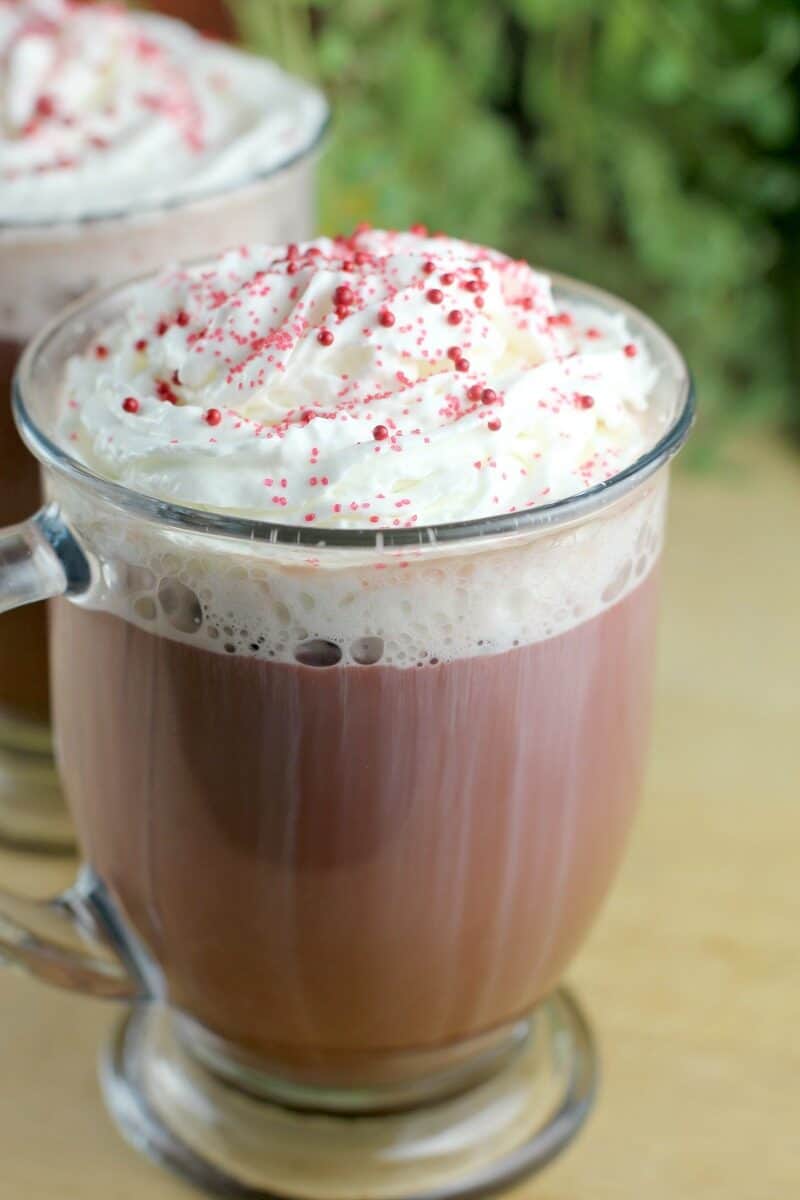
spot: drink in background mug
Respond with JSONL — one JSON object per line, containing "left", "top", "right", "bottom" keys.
{"left": 0, "top": 0, "right": 327, "bottom": 848}
{"left": 0, "top": 239, "right": 693, "bottom": 1198}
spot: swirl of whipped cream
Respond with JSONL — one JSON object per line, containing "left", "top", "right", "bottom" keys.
{"left": 0, "top": 0, "right": 327, "bottom": 224}
{"left": 60, "top": 228, "right": 660, "bottom": 528}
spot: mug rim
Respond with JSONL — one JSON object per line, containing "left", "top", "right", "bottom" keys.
{"left": 13, "top": 266, "right": 695, "bottom": 553}
{"left": 0, "top": 105, "right": 331, "bottom": 236}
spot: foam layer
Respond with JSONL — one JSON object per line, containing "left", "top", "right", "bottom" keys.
{"left": 60, "top": 230, "right": 661, "bottom": 528}
{"left": 55, "top": 469, "right": 667, "bottom": 667}
{"left": 0, "top": 0, "right": 327, "bottom": 224}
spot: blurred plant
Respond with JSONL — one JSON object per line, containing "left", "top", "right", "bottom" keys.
{"left": 229, "top": 0, "right": 800, "bottom": 448}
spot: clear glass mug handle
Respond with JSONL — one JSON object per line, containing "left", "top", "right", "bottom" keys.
{"left": 0, "top": 505, "right": 142, "bottom": 1002}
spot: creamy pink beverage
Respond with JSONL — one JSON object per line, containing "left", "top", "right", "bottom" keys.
{"left": 0, "top": 0, "right": 327, "bottom": 845}
{"left": 53, "top": 569, "right": 659, "bottom": 1075}
{"left": 49, "top": 229, "right": 671, "bottom": 1088}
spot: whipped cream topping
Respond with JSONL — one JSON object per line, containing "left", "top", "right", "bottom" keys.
{"left": 60, "top": 228, "right": 660, "bottom": 529}
{"left": 0, "top": 0, "right": 327, "bottom": 224}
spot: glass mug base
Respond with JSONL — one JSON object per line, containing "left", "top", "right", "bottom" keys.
{"left": 0, "top": 713, "right": 72, "bottom": 851}
{"left": 101, "top": 992, "right": 596, "bottom": 1200}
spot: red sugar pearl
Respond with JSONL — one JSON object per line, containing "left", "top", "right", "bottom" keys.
{"left": 373, "top": 424, "right": 390, "bottom": 442}
{"left": 440, "top": 273, "right": 455, "bottom": 285}
{"left": 422, "top": 260, "right": 436, "bottom": 275}
{"left": 411, "top": 223, "right": 428, "bottom": 236}
{"left": 464, "top": 279, "right": 480, "bottom": 293}
{"left": 378, "top": 309, "right": 396, "bottom": 328}
{"left": 35, "top": 94, "right": 56, "bottom": 118}
{"left": 487, "top": 418, "right": 502, "bottom": 432}
{"left": 447, "top": 309, "right": 463, "bottom": 325}
{"left": 335, "top": 304, "right": 350, "bottom": 320}
{"left": 447, "top": 346, "right": 461, "bottom": 360}
{"left": 317, "top": 329, "right": 334, "bottom": 346}
{"left": 427, "top": 288, "right": 444, "bottom": 304}
{"left": 94, "top": 344, "right": 109, "bottom": 359}
{"left": 455, "top": 357, "right": 470, "bottom": 372}
{"left": 121, "top": 397, "right": 139, "bottom": 414}
{"left": 156, "top": 319, "right": 169, "bottom": 336}
{"left": 623, "top": 343, "right": 638, "bottom": 357}
{"left": 333, "top": 284, "right": 355, "bottom": 307}
{"left": 575, "top": 393, "right": 595, "bottom": 410}
{"left": 474, "top": 296, "right": 485, "bottom": 309}
{"left": 176, "top": 310, "right": 190, "bottom": 327}
{"left": 467, "top": 384, "right": 483, "bottom": 402}
{"left": 205, "top": 408, "right": 222, "bottom": 426}
{"left": 481, "top": 388, "right": 497, "bottom": 405}
{"left": 134, "top": 338, "right": 148, "bottom": 352}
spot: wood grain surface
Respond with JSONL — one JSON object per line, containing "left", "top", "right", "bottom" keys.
{"left": 1, "top": 436, "right": 797, "bottom": 1199}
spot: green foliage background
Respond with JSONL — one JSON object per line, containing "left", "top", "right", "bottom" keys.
{"left": 230, "top": 0, "right": 800, "bottom": 451}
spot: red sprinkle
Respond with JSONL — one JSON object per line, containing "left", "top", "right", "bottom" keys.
{"left": 447, "top": 309, "right": 463, "bottom": 325}
{"left": 317, "top": 329, "right": 334, "bottom": 346}
{"left": 134, "top": 338, "right": 148, "bottom": 352}
{"left": 121, "top": 397, "right": 139, "bottom": 414}
{"left": 35, "top": 95, "right": 55, "bottom": 119}
{"left": 94, "top": 344, "right": 109, "bottom": 359}
{"left": 488, "top": 418, "right": 502, "bottom": 432}
{"left": 475, "top": 296, "right": 485, "bottom": 309}
{"left": 422, "top": 260, "right": 436, "bottom": 275}
{"left": 455, "top": 357, "right": 470, "bottom": 372}
{"left": 333, "top": 284, "right": 355, "bottom": 307}
{"left": 575, "top": 393, "right": 595, "bottom": 409}
{"left": 378, "top": 309, "right": 396, "bottom": 328}
{"left": 427, "top": 288, "right": 444, "bottom": 304}
{"left": 481, "top": 388, "right": 497, "bottom": 405}
{"left": 176, "top": 310, "right": 190, "bottom": 327}
{"left": 623, "top": 343, "right": 638, "bottom": 357}
{"left": 373, "top": 424, "right": 390, "bottom": 441}
{"left": 205, "top": 408, "right": 222, "bottom": 426}
{"left": 411, "top": 224, "right": 429, "bottom": 236}
{"left": 156, "top": 319, "right": 169, "bottom": 337}
{"left": 156, "top": 380, "right": 179, "bottom": 404}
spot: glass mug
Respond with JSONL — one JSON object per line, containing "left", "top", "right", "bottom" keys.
{"left": 0, "top": 274, "right": 692, "bottom": 1199}
{"left": 0, "top": 115, "right": 328, "bottom": 851}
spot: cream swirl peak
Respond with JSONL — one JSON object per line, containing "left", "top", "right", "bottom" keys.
{"left": 0, "top": 0, "right": 327, "bottom": 224}
{"left": 60, "top": 228, "right": 660, "bottom": 529}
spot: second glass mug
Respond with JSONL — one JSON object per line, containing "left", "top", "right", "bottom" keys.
{"left": 0, "top": 116, "right": 327, "bottom": 850}
{"left": 0, "top": 274, "right": 692, "bottom": 1199}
